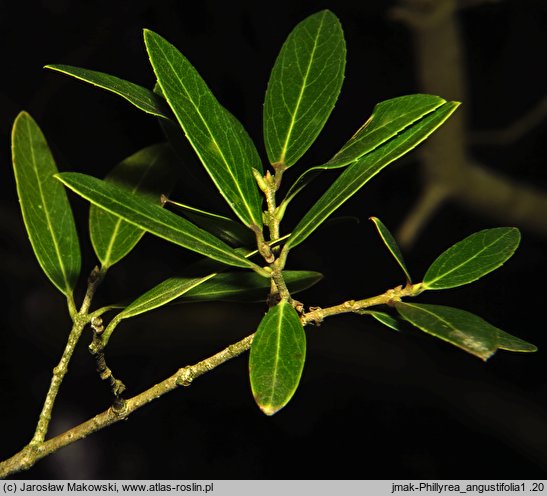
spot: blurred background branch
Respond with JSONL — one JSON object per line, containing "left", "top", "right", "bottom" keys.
{"left": 391, "top": 0, "right": 547, "bottom": 247}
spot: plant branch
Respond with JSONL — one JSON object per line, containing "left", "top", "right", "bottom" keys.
{"left": 392, "top": 0, "right": 547, "bottom": 246}
{"left": 29, "top": 266, "right": 106, "bottom": 446}
{"left": 469, "top": 96, "right": 547, "bottom": 146}
{"left": 0, "top": 282, "right": 421, "bottom": 477}
{"left": 0, "top": 334, "right": 254, "bottom": 478}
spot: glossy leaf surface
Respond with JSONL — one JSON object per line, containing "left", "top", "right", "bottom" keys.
{"left": 283, "top": 94, "right": 445, "bottom": 205}
{"left": 11, "top": 112, "right": 81, "bottom": 296}
{"left": 396, "top": 302, "right": 536, "bottom": 361}
{"left": 90, "top": 144, "right": 178, "bottom": 268}
{"left": 249, "top": 301, "right": 306, "bottom": 415}
{"left": 145, "top": 30, "right": 263, "bottom": 227}
{"left": 45, "top": 64, "right": 171, "bottom": 119}
{"left": 370, "top": 216, "right": 411, "bottom": 283}
{"left": 263, "top": 10, "right": 345, "bottom": 167}
{"left": 423, "top": 228, "right": 520, "bottom": 290}
{"left": 118, "top": 274, "right": 218, "bottom": 320}
{"left": 287, "top": 101, "right": 459, "bottom": 249}
{"left": 165, "top": 199, "right": 255, "bottom": 247}
{"left": 359, "top": 310, "right": 404, "bottom": 332}
{"left": 57, "top": 172, "right": 258, "bottom": 270}
{"left": 182, "top": 270, "right": 322, "bottom": 302}
{"left": 327, "top": 94, "right": 445, "bottom": 168}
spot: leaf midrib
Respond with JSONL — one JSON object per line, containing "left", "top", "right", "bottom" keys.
{"left": 46, "top": 65, "right": 164, "bottom": 116}
{"left": 288, "top": 126, "right": 416, "bottom": 248}
{"left": 121, "top": 273, "right": 217, "bottom": 318}
{"left": 152, "top": 35, "right": 257, "bottom": 225}
{"left": 278, "top": 14, "right": 325, "bottom": 165}
{"left": 101, "top": 152, "right": 161, "bottom": 266}
{"left": 424, "top": 230, "right": 513, "bottom": 287}
{"left": 26, "top": 118, "right": 71, "bottom": 293}
{"left": 60, "top": 174, "right": 252, "bottom": 268}
{"left": 266, "top": 304, "right": 284, "bottom": 409}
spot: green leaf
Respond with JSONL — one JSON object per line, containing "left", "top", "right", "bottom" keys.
{"left": 370, "top": 216, "right": 411, "bottom": 283}
{"left": 164, "top": 198, "right": 256, "bottom": 247}
{"left": 117, "top": 274, "right": 217, "bottom": 320}
{"left": 283, "top": 94, "right": 446, "bottom": 206}
{"left": 144, "top": 30, "right": 263, "bottom": 228}
{"left": 286, "top": 101, "right": 460, "bottom": 249}
{"left": 422, "top": 227, "right": 521, "bottom": 290}
{"left": 249, "top": 301, "right": 306, "bottom": 415}
{"left": 90, "top": 144, "right": 179, "bottom": 268}
{"left": 358, "top": 310, "right": 404, "bottom": 332}
{"left": 327, "top": 94, "right": 445, "bottom": 168}
{"left": 45, "top": 64, "right": 171, "bottom": 119}
{"left": 101, "top": 274, "right": 218, "bottom": 345}
{"left": 395, "top": 302, "right": 537, "bottom": 361}
{"left": 182, "top": 270, "right": 323, "bottom": 302}
{"left": 57, "top": 172, "right": 259, "bottom": 270}
{"left": 263, "top": 10, "right": 346, "bottom": 168}
{"left": 11, "top": 112, "right": 81, "bottom": 296}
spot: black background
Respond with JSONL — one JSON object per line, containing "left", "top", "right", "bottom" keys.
{"left": 1, "top": 0, "right": 546, "bottom": 479}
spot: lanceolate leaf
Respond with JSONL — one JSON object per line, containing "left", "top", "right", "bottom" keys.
{"left": 395, "top": 302, "right": 537, "bottom": 361}
{"left": 370, "top": 216, "right": 411, "bottom": 283}
{"left": 327, "top": 94, "right": 445, "bottom": 168}
{"left": 144, "top": 30, "right": 264, "bottom": 228}
{"left": 101, "top": 274, "right": 218, "bottom": 345}
{"left": 11, "top": 112, "right": 81, "bottom": 296}
{"left": 57, "top": 172, "right": 259, "bottom": 270}
{"left": 165, "top": 198, "right": 256, "bottom": 247}
{"left": 263, "top": 10, "right": 346, "bottom": 168}
{"left": 90, "top": 144, "right": 179, "bottom": 268}
{"left": 358, "top": 310, "right": 404, "bottom": 332}
{"left": 286, "top": 101, "right": 460, "bottom": 249}
{"left": 45, "top": 64, "right": 171, "bottom": 119}
{"left": 283, "top": 94, "right": 446, "bottom": 206}
{"left": 249, "top": 301, "right": 306, "bottom": 415}
{"left": 422, "top": 228, "right": 521, "bottom": 290}
{"left": 182, "top": 270, "right": 323, "bottom": 302}
{"left": 117, "top": 274, "right": 218, "bottom": 320}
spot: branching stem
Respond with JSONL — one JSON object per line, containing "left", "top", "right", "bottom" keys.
{"left": 0, "top": 281, "right": 422, "bottom": 477}
{"left": 29, "top": 266, "right": 106, "bottom": 446}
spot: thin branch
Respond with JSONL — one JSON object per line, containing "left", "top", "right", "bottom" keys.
{"left": 0, "top": 334, "right": 254, "bottom": 478}
{"left": 393, "top": 0, "right": 547, "bottom": 245}
{"left": 469, "top": 97, "right": 547, "bottom": 146}
{"left": 0, "top": 283, "right": 422, "bottom": 477}
{"left": 397, "top": 183, "right": 450, "bottom": 248}
{"left": 29, "top": 266, "right": 106, "bottom": 446}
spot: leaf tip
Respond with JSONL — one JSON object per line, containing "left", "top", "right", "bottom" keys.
{"left": 257, "top": 402, "right": 282, "bottom": 416}
{"left": 13, "top": 110, "right": 31, "bottom": 125}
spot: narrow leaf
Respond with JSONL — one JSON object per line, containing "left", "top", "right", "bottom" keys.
{"left": 11, "top": 112, "right": 81, "bottom": 296}
{"left": 422, "top": 227, "right": 521, "bottom": 290}
{"left": 45, "top": 64, "right": 171, "bottom": 119}
{"left": 182, "top": 270, "right": 323, "bottom": 302}
{"left": 102, "top": 274, "right": 218, "bottom": 345}
{"left": 164, "top": 198, "right": 256, "bottom": 247}
{"left": 249, "top": 301, "right": 306, "bottom": 415}
{"left": 395, "top": 302, "right": 537, "bottom": 361}
{"left": 118, "top": 274, "right": 218, "bottom": 320}
{"left": 286, "top": 101, "right": 460, "bottom": 249}
{"left": 144, "top": 30, "right": 264, "bottom": 227}
{"left": 327, "top": 94, "right": 445, "bottom": 168}
{"left": 90, "top": 144, "right": 179, "bottom": 268}
{"left": 263, "top": 10, "right": 346, "bottom": 167}
{"left": 370, "top": 216, "right": 411, "bottom": 283}
{"left": 283, "top": 94, "right": 446, "bottom": 206}
{"left": 358, "top": 310, "right": 404, "bottom": 332}
{"left": 57, "top": 172, "right": 259, "bottom": 270}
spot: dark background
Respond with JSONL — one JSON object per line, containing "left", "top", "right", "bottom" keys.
{"left": 1, "top": 0, "right": 546, "bottom": 479}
